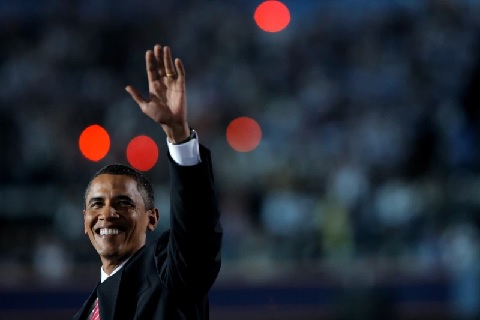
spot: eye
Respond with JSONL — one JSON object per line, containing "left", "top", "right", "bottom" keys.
{"left": 118, "top": 200, "right": 134, "bottom": 207}
{"left": 89, "top": 201, "right": 103, "bottom": 209}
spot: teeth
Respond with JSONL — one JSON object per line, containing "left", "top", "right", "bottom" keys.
{"left": 99, "top": 228, "right": 120, "bottom": 236}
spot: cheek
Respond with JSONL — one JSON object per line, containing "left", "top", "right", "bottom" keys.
{"left": 83, "top": 214, "right": 93, "bottom": 234}
{"left": 130, "top": 214, "right": 148, "bottom": 237}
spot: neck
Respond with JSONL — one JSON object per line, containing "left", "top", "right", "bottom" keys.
{"left": 101, "top": 257, "right": 128, "bottom": 275}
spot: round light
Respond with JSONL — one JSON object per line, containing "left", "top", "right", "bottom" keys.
{"left": 79, "top": 124, "right": 110, "bottom": 162}
{"left": 254, "top": 1, "right": 291, "bottom": 33}
{"left": 126, "top": 135, "right": 159, "bottom": 171}
{"left": 226, "top": 117, "right": 262, "bottom": 152}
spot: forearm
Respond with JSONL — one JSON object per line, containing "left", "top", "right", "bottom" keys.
{"left": 165, "top": 145, "right": 222, "bottom": 294}
{"left": 169, "top": 145, "right": 221, "bottom": 240}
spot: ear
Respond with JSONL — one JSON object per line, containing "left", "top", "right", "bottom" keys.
{"left": 147, "top": 208, "right": 159, "bottom": 231}
{"left": 83, "top": 210, "right": 88, "bottom": 235}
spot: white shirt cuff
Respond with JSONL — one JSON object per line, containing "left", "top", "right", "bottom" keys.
{"left": 167, "top": 131, "right": 201, "bottom": 166}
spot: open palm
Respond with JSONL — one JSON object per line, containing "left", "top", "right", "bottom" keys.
{"left": 126, "top": 45, "right": 189, "bottom": 143}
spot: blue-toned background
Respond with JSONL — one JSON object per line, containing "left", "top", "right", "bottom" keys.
{"left": 1, "top": 0, "right": 480, "bottom": 319}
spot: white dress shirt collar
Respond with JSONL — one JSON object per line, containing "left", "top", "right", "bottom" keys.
{"left": 100, "top": 257, "right": 130, "bottom": 283}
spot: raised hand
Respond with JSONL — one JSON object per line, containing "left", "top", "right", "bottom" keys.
{"left": 126, "top": 45, "right": 190, "bottom": 143}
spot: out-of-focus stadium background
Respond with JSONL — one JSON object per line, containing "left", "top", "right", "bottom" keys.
{"left": 2, "top": 0, "right": 480, "bottom": 319}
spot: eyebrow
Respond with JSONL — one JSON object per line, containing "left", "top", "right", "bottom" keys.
{"left": 87, "top": 196, "right": 105, "bottom": 206}
{"left": 115, "top": 195, "right": 135, "bottom": 204}
{"left": 87, "top": 195, "right": 135, "bottom": 204}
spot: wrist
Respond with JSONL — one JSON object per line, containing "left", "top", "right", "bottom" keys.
{"left": 163, "top": 122, "right": 190, "bottom": 144}
{"left": 171, "top": 128, "right": 196, "bottom": 145}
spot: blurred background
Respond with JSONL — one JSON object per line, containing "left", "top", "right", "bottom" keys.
{"left": 1, "top": 0, "right": 480, "bottom": 319}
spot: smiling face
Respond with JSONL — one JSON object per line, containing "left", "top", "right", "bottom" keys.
{"left": 83, "top": 174, "right": 158, "bottom": 269}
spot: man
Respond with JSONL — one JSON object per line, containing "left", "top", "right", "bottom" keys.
{"left": 72, "top": 44, "right": 222, "bottom": 320}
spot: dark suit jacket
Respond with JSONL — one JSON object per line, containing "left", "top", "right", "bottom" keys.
{"left": 73, "top": 145, "right": 222, "bottom": 320}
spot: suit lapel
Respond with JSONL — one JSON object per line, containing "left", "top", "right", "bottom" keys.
{"left": 91, "top": 245, "right": 154, "bottom": 320}
{"left": 72, "top": 283, "right": 99, "bottom": 320}
{"left": 114, "top": 246, "right": 151, "bottom": 318}
{"left": 97, "top": 268, "right": 123, "bottom": 320}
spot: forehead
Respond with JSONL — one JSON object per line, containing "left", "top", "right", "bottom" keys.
{"left": 87, "top": 174, "right": 141, "bottom": 199}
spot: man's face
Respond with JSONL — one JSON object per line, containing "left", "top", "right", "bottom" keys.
{"left": 83, "top": 174, "right": 158, "bottom": 264}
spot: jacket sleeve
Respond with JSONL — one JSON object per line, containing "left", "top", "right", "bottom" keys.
{"left": 156, "top": 144, "right": 222, "bottom": 296}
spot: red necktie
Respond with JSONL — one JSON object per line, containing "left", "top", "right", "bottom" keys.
{"left": 91, "top": 298, "right": 100, "bottom": 320}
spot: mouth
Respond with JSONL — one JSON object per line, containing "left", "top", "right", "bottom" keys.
{"left": 94, "top": 227, "right": 127, "bottom": 237}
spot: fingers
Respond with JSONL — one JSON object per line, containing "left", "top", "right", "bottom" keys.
{"left": 148, "top": 45, "right": 183, "bottom": 80}
{"left": 163, "top": 46, "right": 176, "bottom": 77}
{"left": 175, "top": 58, "right": 185, "bottom": 78}
{"left": 154, "top": 44, "right": 165, "bottom": 77}
{"left": 125, "top": 85, "right": 147, "bottom": 106}
{"left": 145, "top": 50, "right": 159, "bottom": 88}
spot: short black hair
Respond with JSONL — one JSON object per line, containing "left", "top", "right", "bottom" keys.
{"left": 84, "top": 164, "right": 155, "bottom": 210}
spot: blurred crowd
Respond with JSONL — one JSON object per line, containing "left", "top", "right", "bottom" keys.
{"left": 2, "top": 0, "right": 480, "bottom": 316}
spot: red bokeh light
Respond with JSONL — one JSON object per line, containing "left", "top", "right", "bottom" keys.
{"left": 126, "top": 135, "right": 159, "bottom": 171}
{"left": 226, "top": 117, "right": 262, "bottom": 152}
{"left": 79, "top": 124, "right": 110, "bottom": 162}
{"left": 254, "top": 1, "right": 291, "bottom": 33}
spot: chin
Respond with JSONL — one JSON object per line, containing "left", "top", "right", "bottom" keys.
{"left": 98, "top": 250, "right": 121, "bottom": 260}
{"left": 99, "top": 246, "right": 137, "bottom": 263}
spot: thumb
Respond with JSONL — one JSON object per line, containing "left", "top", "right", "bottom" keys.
{"left": 125, "top": 85, "right": 147, "bottom": 106}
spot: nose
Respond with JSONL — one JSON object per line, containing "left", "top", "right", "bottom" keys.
{"left": 98, "top": 204, "right": 119, "bottom": 220}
